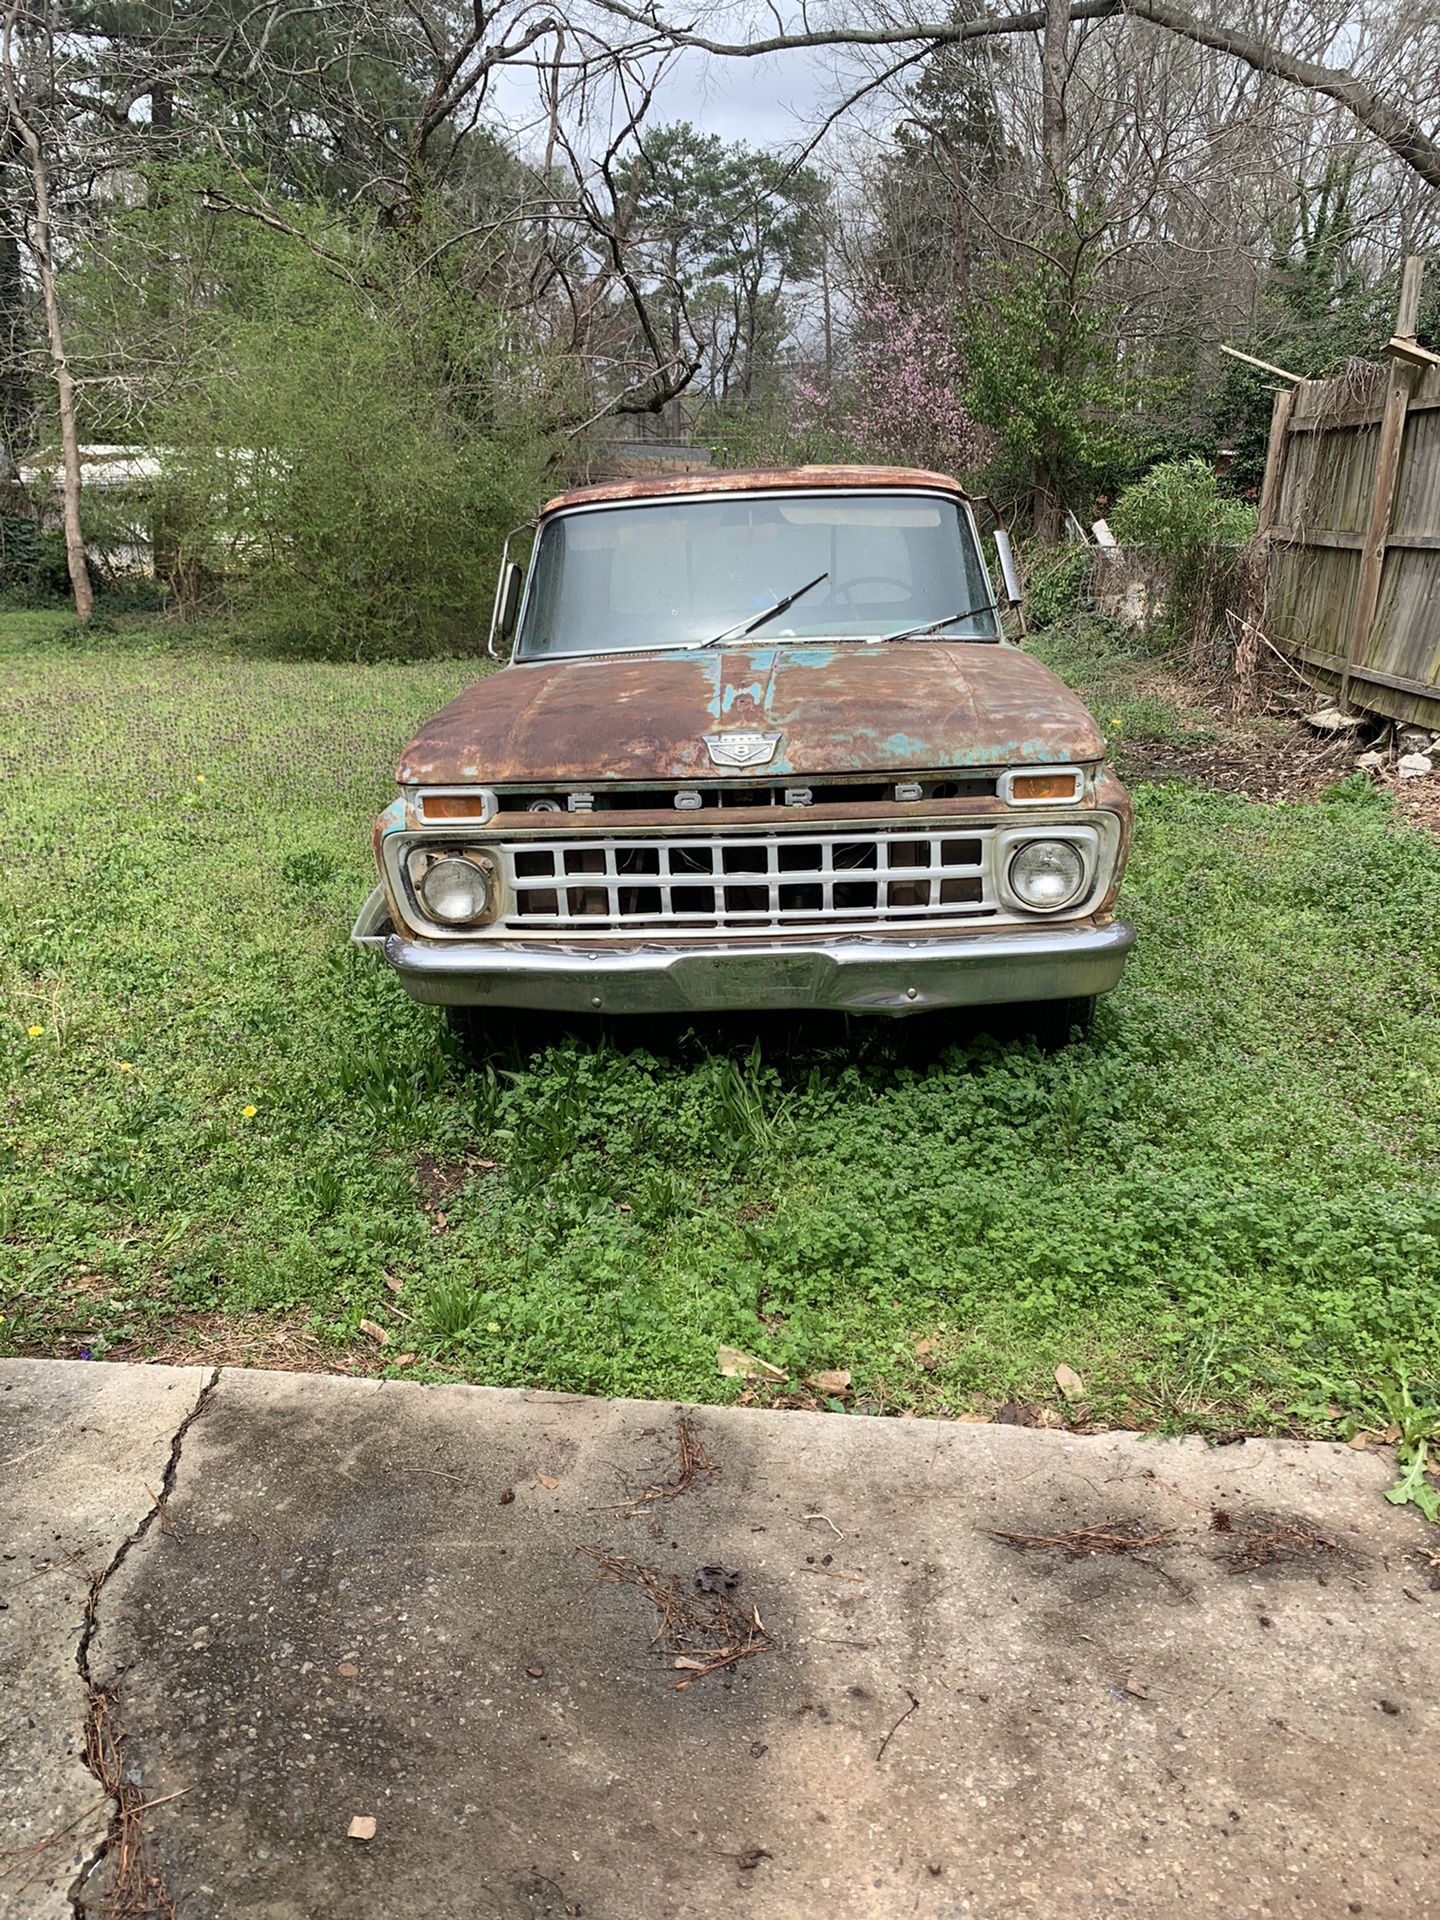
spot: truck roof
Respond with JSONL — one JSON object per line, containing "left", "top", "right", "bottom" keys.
{"left": 539, "top": 464, "right": 971, "bottom": 518}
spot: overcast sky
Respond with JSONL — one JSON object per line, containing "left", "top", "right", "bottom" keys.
{"left": 489, "top": 40, "right": 842, "bottom": 159}
{"left": 640, "top": 46, "right": 833, "bottom": 148}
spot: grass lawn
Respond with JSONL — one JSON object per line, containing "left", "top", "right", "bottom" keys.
{"left": 3, "top": 608, "right": 1439, "bottom": 1441}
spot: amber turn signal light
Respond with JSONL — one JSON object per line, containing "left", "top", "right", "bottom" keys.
{"left": 422, "top": 793, "right": 488, "bottom": 819}
{"left": 1009, "top": 772, "right": 1078, "bottom": 802}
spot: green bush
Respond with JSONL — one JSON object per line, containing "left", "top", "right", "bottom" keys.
{"left": 0, "top": 515, "right": 71, "bottom": 604}
{"left": 959, "top": 254, "right": 1167, "bottom": 518}
{"left": 1110, "top": 456, "right": 1257, "bottom": 648}
{"left": 1023, "top": 542, "right": 1091, "bottom": 629}
{"left": 1110, "top": 456, "right": 1255, "bottom": 560}
{"left": 153, "top": 219, "right": 556, "bottom": 659}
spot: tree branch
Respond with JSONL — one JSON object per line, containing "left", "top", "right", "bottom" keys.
{"left": 1119, "top": 0, "right": 1440, "bottom": 191}
{"left": 588, "top": 0, "right": 1440, "bottom": 190}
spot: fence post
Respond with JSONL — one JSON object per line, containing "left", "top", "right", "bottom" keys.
{"left": 1342, "top": 255, "right": 1425, "bottom": 710}
{"left": 1256, "top": 386, "right": 1295, "bottom": 534}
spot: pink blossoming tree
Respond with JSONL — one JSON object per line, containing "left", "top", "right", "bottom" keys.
{"left": 789, "top": 282, "right": 990, "bottom": 476}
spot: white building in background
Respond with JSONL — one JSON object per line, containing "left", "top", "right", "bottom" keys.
{"left": 16, "top": 444, "right": 166, "bottom": 575}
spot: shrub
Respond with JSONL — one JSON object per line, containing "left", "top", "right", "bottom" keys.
{"left": 959, "top": 254, "right": 1165, "bottom": 522}
{"left": 1110, "top": 456, "right": 1255, "bottom": 561}
{"left": 0, "top": 515, "right": 71, "bottom": 604}
{"left": 153, "top": 220, "right": 555, "bottom": 659}
{"left": 1023, "top": 542, "right": 1091, "bottom": 629}
{"left": 1110, "top": 457, "right": 1257, "bottom": 651}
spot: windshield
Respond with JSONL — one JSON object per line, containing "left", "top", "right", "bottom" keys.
{"left": 514, "top": 491, "right": 1000, "bottom": 659}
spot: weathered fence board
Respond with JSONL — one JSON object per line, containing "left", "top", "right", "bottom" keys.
{"left": 1260, "top": 258, "right": 1440, "bottom": 728}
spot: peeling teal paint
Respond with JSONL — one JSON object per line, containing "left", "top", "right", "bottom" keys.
{"left": 875, "top": 731, "right": 925, "bottom": 761}
{"left": 685, "top": 641, "right": 845, "bottom": 728}
{"left": 397, "top": 634, "right": 1101, "bottom": 787}
{"left": 378, "top": 796, "right": 406, "bottom": 837}
{"left": 719, "top": 680, "right": 761, "bottom": 714}
{"left": 748, "top": 645, "right": 838, "bottom": 670}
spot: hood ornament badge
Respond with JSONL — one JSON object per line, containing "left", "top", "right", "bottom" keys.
{"left": 703, "top": 731, "right": 782, "bottom": 769}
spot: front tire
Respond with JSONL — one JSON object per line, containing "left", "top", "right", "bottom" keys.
{"left": 443, "top": 1005, "right": 545, "bottom": 1063}
{"left": 1025, "top": 995, "right": 1097, "bottom": 1052}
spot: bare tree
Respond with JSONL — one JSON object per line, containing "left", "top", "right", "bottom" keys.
{"left": 592, "top": 0, "right": 1440, "bottom": 191}
{"left": 1, "top": 0, "right": 92, "bottom": 617}
{"left": 1039, "top": 0, "right": 1070, "bottom": 205}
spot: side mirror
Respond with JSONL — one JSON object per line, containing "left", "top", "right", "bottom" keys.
{"left": 487, "top": 560, "right": 523, "bottom": 659}
{"left": 993, "top": 528, "right": 1024, "bottom": 607}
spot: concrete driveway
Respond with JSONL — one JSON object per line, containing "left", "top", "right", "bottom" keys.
{"left": 1, "top": 1360, "right": 1436, "bottom": 1919}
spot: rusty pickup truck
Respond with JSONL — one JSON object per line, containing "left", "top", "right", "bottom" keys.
{"left": 353, "top": 466, "right": 1133, "bottom": 1042}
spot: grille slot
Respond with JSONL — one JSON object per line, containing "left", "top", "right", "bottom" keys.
{"left": 498, "top": 829, "right": 998, "bottom": 931}
{"left": 492, "top": 774, "right": 998, "bottom": 814}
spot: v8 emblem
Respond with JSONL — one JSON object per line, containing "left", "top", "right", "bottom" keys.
{"left": 703, "top": 732, "right": 783, "bottom": 768}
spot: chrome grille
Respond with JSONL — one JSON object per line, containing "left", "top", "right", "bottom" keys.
{"left": 499, "top": 828, "right": 997, "bottom": 931}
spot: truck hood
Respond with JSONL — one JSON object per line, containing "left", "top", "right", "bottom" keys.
{"left": 396, "top": 642, "right": 1103, "bottom": 786}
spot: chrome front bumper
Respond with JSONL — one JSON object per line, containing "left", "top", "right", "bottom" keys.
{"left": 352, "top": 890, "right": 1134, "bottom": 1017}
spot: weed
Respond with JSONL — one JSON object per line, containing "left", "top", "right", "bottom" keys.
{"left": 1378, "top": 1360, "right": 1440, "bottom": 1524}
{"left": 423, "top": 1276, "right": 488, "bottom": 1344}
{"left": 1022, "top": 542, "right": 1091, "bottom": 630}
{"left": 629, "top": 1167, "right": 695, "bottom": 1229}
{"left": 281, "top": 849, "right": 341, "bottom": 889}
{"left": 337, "top": 1044, "right": 454, "bottom": 1128}
{"left": 1320, "top": 771, "right": 1391, "bottom": 812}
{"left": 706, "top": 1041, "right": 796, "bottom": 1164}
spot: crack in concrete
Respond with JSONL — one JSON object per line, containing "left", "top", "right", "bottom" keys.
{"left": 67, "top": 1369, "right": 221, "bottom": 1919}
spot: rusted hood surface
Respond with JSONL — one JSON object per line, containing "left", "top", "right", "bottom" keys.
{"left": 396, "top": 643, "right": 1103, "bottom": 786}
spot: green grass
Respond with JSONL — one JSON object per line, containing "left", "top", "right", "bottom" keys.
{"left": 1035, "top": 613, "right": 1218, "bottom": 749}
{"left": 2, "top": 609, "right": 1439, "bottom": 1438}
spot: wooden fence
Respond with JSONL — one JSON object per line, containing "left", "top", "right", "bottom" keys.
{"left": 1258, "top": 256, "right": 1440, "bottom": 729}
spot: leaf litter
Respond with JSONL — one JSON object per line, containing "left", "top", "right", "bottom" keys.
{"left": 578, "top": 1546, "right": 772, "bottom": 1689}
{"left": 607, "top": 1417, "right": 717, "bottom": 1515}
{"left": 1209, "top": 1507, "right": 1342, "bottom": 1572}
{"left": 984, "top": 1518, "right": 1188, "bottom": 1594}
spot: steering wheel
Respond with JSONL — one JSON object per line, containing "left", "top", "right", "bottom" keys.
{"left": 830, "top": 574, "right": 912, "bottom": 611}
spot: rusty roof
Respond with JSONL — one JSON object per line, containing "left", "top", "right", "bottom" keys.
{"left": 539, "top": 464, "right": 970, "bottom": 518}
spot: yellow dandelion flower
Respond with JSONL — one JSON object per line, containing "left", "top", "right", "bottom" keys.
{"left": 242, "top": 1104, "right": 258, "bottom": 1118}
{"left": 26, "top": 1025, "right": 44, "bottom": 1038}
{"left": 117, "top": 1061, "right": 134, "bottom": 1073}
{"left": 196, "top": 774, "right": 207, "bottom": 785}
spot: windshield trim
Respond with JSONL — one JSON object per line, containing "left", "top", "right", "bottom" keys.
{"left": 510, "top": 486, "right": 1000, "bottom": 663}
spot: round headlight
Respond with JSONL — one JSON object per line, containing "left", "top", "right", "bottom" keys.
{"left": 1008, "top": 838, "right": 1086, "bottom": 912}
{"left": 420, "top": 855, "right": 491, "bottom": 925}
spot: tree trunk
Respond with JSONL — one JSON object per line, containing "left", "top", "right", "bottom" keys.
{"left": 668, "top": 238, "right": 683, "bottom": 439}
{"left": 1031, "top": 0, "right": 1070, "bottom": 540}
{"left": 0, "top": 135, "right": 26, "bottom": 481}
{"left": 819, "top": 236, "right": 833, "bottom": 384}
{"left": 148, "top": 79, "right": 174, "bottom": 311}
{"left": 1040, "top": 0, "right": 1069, "bottom": 213}
{"left": 1, "top": 5, "right": 93, "bottom": 618}
{"left": 148, "top": 80, "right": 179, "bottom": 586}
{"left": 1031, "top": 438, "right": 1063, "bottom": 543}
{"left": 741, "top": 273, "right": 759, "bottom": 400}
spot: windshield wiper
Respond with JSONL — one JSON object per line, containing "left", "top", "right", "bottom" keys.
{"left": 873, "top": 601, "right": 997, "bottom": 645}
{"left": 699, "top": 571, "right": 830, "bottom": 648}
